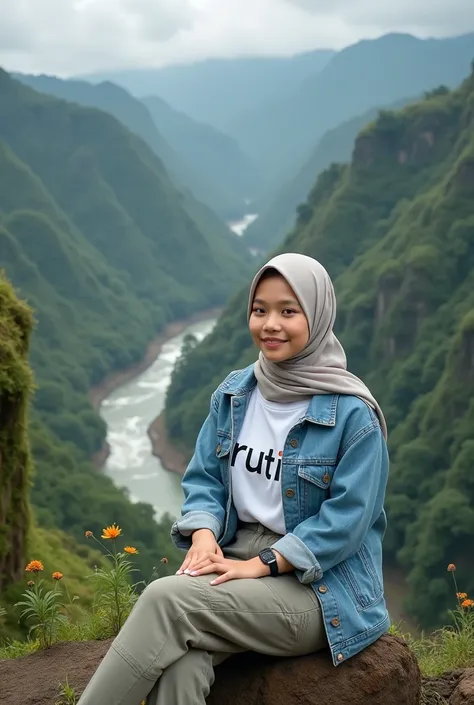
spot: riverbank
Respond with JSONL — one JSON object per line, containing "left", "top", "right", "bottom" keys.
{"left": 148, "top": 412, "right": 189, "bottom": 476}
{"left": 89, "top": 307, "right": 221, "bottom": 468}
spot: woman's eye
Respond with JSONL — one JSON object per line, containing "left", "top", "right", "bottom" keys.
{"left": 282, "top": 309, "right": 297, "bottom": 315}
{"left": 252, "top": 307, "right": 265, "bottom": 314}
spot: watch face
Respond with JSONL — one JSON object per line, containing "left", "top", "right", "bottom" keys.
{"left": 261, "top": 548, "right": 276, "bottom": 564}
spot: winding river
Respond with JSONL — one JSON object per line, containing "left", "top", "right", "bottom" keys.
{"left": 100, "top": 318, "right": 216, "bottom": 521}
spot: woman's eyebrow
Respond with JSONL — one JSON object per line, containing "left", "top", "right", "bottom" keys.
{"left": 253, "top": 297, "right": 299, "bottom": 305}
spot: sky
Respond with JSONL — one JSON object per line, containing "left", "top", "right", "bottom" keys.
{"left": 1, "top": 0, "right": 474, "bottom": 76}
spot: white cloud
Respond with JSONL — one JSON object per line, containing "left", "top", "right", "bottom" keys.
{"left": 286, "top": 0, "right": 474, "bottom": 34}
{"left": 0, "top": 0, "right": 473, "bottom": 75}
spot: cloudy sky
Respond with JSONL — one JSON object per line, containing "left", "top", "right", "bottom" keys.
{"left": 1, "top": 0, "right": 474, "bottom": 76}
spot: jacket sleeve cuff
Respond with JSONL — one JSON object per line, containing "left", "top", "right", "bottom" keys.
{"left": 170, "top": 511, "right": 223, "bottom": 550}
{"left": 272, "top": 533, "right": 323, "bottom": 584}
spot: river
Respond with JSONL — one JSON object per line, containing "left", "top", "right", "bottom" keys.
{"left": 100, "top": 318, "right": 216, "bottom": 521}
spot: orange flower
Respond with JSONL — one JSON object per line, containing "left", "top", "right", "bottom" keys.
{"left": 161, "top": 557, "right": 169, "bottom": 565}
{"left": 124, "top": 546, "right": 139, "bottom": 555}
{"left": 447, "top": 564, "right": 456, "bottom": 572}
{"left": 85, "top": 531, "right": 93, "bottom": 538}
{"left": 25, "top": 560, "right": 44, "bottom": 573}
{"left": 101, "top": 524, "right": 122, "bottom": 540}
{"left": 52, "top": 572, "right": 63, "bottom": 581}
{"left": 461, "top": 599, "right": 474, "bottom": 608}
{"left": 457, "top": 592, "right": 468, "bottom": 600}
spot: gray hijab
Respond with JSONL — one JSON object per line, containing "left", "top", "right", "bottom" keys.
{"left": 247, "top": 252, "right": 387, "bottom": 439}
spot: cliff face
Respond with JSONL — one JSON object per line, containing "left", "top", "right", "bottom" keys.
{"left": 164, "top": 65, "right": 474, "bottom": 628}
{"left": 0, "top": 275, "right": 33, "bottom": 591}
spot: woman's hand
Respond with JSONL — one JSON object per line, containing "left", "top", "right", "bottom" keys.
{"left": 176, "top": 529, "right": 223, "bottom": 575}
{"left": 186, "top": 555, "right": 269, "bottom": 585}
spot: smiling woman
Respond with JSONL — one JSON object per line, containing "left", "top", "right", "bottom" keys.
{"left": 77, "top": 252, "right": 391, "bottom": 705}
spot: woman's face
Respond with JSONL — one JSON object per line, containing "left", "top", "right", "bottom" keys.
{"left": 249, "top": 274, "right": 310, "bottom": 362}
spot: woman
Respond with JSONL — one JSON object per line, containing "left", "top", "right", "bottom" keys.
{"left": 78, "top": 252, "right": 390, "bottom": 705}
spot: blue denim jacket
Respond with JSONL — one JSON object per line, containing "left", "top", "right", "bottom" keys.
{"left": 171, "top": 364, "right": 390, "bottom": 666}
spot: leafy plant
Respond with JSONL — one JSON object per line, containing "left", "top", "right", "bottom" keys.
{"left": 15, "top": 562, "right": 67, "bottom": 648}
{"left": 56, "top": 678, "right": 77, "bottom": 705}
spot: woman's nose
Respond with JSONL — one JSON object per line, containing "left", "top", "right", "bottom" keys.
{"left": 263, "top": 314, "right": 281, "bottom": 330}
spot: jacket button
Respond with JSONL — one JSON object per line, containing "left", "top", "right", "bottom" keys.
{"left": 318, "top": 585, "right": 328, "bottom": 594}
{"left": 289, "top": 439, "right": 298, "bottom": 448}
{"left": 331, "top": 618, "right": 340, "bottom": 627}
{"left": 285, "top": 488, "right": 295, "bottom": 498}
{"left": 337, "top": 653, "right": 344, "bottom": 662}
{"left": 216, "top": 444, "right": 222, "bottom": 454}
{"left": 323, "top": 473, "right": 330, "bottom": 483}
{"left": 234, "top": 399, "right": 240, "bottom": 407}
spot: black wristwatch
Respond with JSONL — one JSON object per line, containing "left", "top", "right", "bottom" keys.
{"left": 258, "top": 548, "right": 279, "bottom": 577}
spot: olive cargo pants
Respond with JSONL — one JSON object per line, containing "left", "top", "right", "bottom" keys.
{"left": 77, "top": 523, "right": 327, "bottom": 705}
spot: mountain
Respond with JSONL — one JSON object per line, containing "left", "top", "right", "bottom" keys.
{"left": 244, "top": 96, "right": 417, "bottom": 252}
{"left": 232, "top": 32, "right": 474, "bottom": 186}
{"left": 14, "top": 73, "right": 243, "bottom": 218}
{"left": 81, "top": 51, "right": 335, "bottom": 132}
{"left": 163, "top": 66, "right": 474, "bottom": 630}
{"left": 142, "top": 95, "right": 260, "bottom": 216}
{"left": 0, "top": 68, "right": 251, "bottom": 586}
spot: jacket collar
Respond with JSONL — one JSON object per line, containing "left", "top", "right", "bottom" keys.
{"left": 221, "top": 364, "right": 338, "bottom": 427}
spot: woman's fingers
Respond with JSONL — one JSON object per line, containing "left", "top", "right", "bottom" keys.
{"left": 177, "top": 554, "right": 192, "bottom": 574}
{"left": 176, "top": 545, "right": 225, "bottom": 575}
{"left": 189, "top": 563, "right": 223, "bottom": 576}
{"left": 210, "top": 571, "right": 233, "bottom": 585}
{"left": 190, "top": 555, "right": 226, "bottom": 573}
{"left": 191, "top": 558, "right": 234, "bottom": 577}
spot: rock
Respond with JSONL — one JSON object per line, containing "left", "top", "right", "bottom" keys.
{"left": 450, "top": 668, "right": 474, "bottom": 705}
{"left": 422, "top": 669, "right": 474, "bottom": 704}
{"left": 208, "top": 634, "right": 421, "bottom": 705}
{"left": 0, "top": 634, "right": 421, "bottom": 705}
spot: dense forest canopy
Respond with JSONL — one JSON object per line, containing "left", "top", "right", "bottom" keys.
{"left": 164, "top": 66, "right": 474, "bottom": 629}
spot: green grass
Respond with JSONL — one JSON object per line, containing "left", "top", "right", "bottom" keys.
{"left": 391, "top": 618, "right": 474, "bottom": 676}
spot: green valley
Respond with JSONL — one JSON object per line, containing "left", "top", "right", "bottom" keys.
{"left": 164, "top": 66, "right": 474, "bottom": 630}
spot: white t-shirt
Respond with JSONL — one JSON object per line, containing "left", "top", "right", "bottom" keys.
{"left": 230, "top": 387, "right": 309, "bottom": 535}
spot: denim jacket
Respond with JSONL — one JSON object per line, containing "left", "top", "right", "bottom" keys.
{"left": 171, "top": 364, "right": 390, "bottom": 666}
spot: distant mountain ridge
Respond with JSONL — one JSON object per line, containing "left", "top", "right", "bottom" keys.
{"left": 232, "top": 32, "right": 474, "bottom": 187}
{"left": 80, "top": 50, "right": 335, "bottom": 131}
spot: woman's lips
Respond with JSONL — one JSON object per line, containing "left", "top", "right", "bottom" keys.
{"left": 261, "top": 338, "right": 287, "bottom": 349}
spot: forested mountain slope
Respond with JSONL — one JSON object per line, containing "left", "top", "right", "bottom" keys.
{"left": 244, "top": 96, "right": 416, "bottom": 252}
{"left": 15, "top": 73, "right": 248, "bottom": 218}
{"left": 164, "top": 67, "right": 474, "bottom": 628}
{"left": 0, "top": 68, "right": 250, "bottom": 589}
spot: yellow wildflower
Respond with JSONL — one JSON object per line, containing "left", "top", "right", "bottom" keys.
{"left": 101, "top": 524, "right": 122, "bottom": 540}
